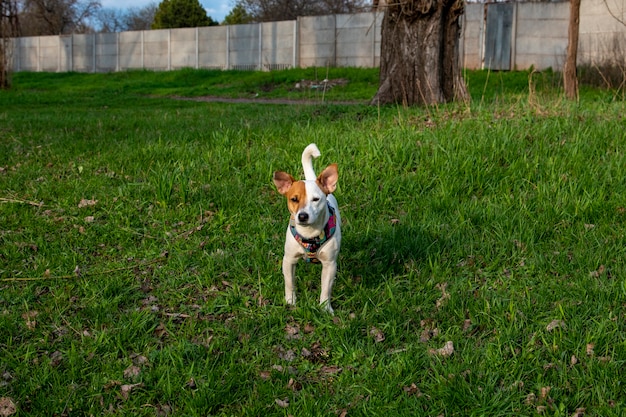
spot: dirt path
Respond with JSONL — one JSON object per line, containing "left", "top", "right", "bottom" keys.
{"left": 172, "top": 96, "right": 366, "bottom": 105}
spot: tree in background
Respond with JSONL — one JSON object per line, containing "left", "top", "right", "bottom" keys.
{"left": 371, "top": 0, "right": 468, "bottom": 106}
{"left": 96, "top": 3, "right": 157, "bottom": 32}
{"left": 1, "top": 0, "right": 19, "bottom": 89}
{"left": 152, "top": 0, "right": 217, "bottom": 29}
{"left": 223, "top": 4, "right": 252, "bottom": 25}
{"left": 124, "top": 3, "right": 157, "bottom": 30}
{"left": 234, "top": 0, "right": 366, "bottom": 22}
{"left": 18, "top": 0, "right": 101, "bottom": 35}
{"left": 564, "top": 0, "right": 580, "bottom": 100}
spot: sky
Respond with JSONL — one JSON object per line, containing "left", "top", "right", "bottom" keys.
{"left": 100, "top": 0, "right": 233, "bottom": 23}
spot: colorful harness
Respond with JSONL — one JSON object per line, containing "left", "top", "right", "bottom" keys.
{"left": 290, "top": 205, "right": 337, "bottom": 264}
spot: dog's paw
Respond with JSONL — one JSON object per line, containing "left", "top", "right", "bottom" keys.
{"left": 320, "top": 301, "right": 334, "bottom": 315}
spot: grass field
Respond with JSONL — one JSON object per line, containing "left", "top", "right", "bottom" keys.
{"left": 1, "top": 67, "right": 625, "bottom": 416}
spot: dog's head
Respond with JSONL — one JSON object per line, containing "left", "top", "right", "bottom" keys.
{"left": 273, "top": 164, "right": 338, "bottom": 227}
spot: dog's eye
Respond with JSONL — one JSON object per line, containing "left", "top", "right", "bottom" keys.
{"left": 290, "top": 196, "right": 299, "bottom": 203}
{"left": 312, "top": 197, "right": 320, "bottom": 202}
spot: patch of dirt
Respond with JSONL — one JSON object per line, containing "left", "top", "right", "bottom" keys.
{"left": 171, "top": 78, "right": 363, "bottom": 105}
{"left": 173, "top": 96, "right": 365, "bottom": 105}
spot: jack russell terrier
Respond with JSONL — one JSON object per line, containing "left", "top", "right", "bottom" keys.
{"left": 273, "top": 144, "right": 341, "bottom": 313}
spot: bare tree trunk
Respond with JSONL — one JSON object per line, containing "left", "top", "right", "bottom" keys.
{"left": 1, "top": 0, "right": 19, "bottom": 89}
{"left": 371, "top": 0, "right": 469, "bottom": 106}
{"left": 564, "top": 0, "right": 580, "bottom": 101}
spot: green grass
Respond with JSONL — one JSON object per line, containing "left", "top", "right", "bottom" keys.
{"left": 1, "top": 68, "right": 625, "bottom": 416}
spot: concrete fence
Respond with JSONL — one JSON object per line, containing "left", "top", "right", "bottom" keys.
{"left": 9, "top": 0, "right": 626, "bottom": 73}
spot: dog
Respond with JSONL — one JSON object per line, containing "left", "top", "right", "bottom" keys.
{"left": 273, "top": 143, "right": 341, "bottom": 313}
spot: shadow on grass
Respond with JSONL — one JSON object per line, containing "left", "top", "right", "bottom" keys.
{"left": 340, "top": 223, "right": 444, "bottom": 287}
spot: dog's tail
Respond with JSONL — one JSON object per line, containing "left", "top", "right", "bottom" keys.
{"left": 301, "top": 143, "right": 321, "bottom": 181}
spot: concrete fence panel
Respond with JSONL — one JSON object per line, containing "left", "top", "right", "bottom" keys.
{"left": 229, "top": 23, "right": 260, "bottom": 70}
{"left": 119, "top": 31, "right": 143, "bottom": 70}
{"left": 462, "top": 4, "right": 485, "bottom": 69}
{"left": 514, "top": 2, "right": 568, "bottom": 70}
{"left": 261, "top": 21, "right": 295, "bottom": 70}
{"left": 143, "top": 30, "right": 169, "bottom": 70}
{"left": 96, "top": 33, "right": 118, "bottom": 72}
{"left": 199, "top": 26, "right": 227, "bottom": 69}
{"left": 171, "top": 28, "right": 198, "bottom": 69}
{"left": 299, "top": 15, "right": 338, "bottom": 67}
{"left": 39, "top": 36, "right": 61, "bottom": 72}
{"left": 334, "top": 13, "right": 380, "bottom": 67}
{"left": 72, "top": 34, "right": 95, "bottom": 72}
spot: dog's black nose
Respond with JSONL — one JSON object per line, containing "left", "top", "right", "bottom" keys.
{"left": 298, "top": 212, "right": 309, "bottom": 223}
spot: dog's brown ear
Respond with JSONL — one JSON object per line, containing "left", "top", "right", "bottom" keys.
{"left": 273, "top": 171, "right": 295, "bottom": 195}
{"left": 317, "top": 164, "right": 338, "bottom": 194}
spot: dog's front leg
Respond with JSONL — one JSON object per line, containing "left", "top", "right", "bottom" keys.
{"left": 319, "top": 260, "right": 337, "bottom": 314}
{"left": 282, "top": 257, "right": 298, "bottom": 306}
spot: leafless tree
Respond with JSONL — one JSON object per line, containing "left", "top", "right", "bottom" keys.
{"left": 123, "top": 3, "right": 157, "bottom": 31}
{"left": 95, "top": 3, "right": 156, "bottom": 32}
{"left": 371, "top": 0, "right": 469, "bottom": 106}
{"left": 1, "top": 0, "right": 19, "bottom": 89}
{"left": 234, "top": 0, "right": 367, "bottom": 22}
{"left": 18, "top": 0, "right": 101, "bottom": 36}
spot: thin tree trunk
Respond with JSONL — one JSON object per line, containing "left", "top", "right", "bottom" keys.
{"left": 564, "top": 0, "right": 580, "bottom": 101}
{"left": 371, "top": 0, "right": 468, "bottom": 106}
{"left": 0, "top": 0, "right": 20, "bottom": 89}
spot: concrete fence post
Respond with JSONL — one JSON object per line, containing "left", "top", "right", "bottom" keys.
{"left": 116, "top": 32, "right": 120, "bottom": 72}
{"left": 168, "top": 29, "right": 171, "bottom": 71}
{"left": 293, "top": 19, "right": 298, "bottom": 69}
{"left": 511, "top": 2, "right": 518, "bottom": 70}
{"left": 257, "top": 23, "right": 263, "bottom": 71}
{"left": 58, "top": 36, "right": 62, "bottom": 72}
{"left": 226, "top": 25, "right": 230, "bottom": 70}
{"left": 195, "top": 27, "right": 199, "bottom": 69}
{"left": 92, "top": 33, "right": 96, "bottom": 73}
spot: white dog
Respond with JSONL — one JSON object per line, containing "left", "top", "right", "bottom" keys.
{"left": 273, "top": 144, "right": 341, "bottom": 313}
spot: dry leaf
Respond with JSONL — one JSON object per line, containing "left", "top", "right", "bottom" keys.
{"left": 78, "top": 198, "right": 98, "bottom": 208}
{"left": 403, "top": 383, "right": 423, "bottom": 397}
{"left": 546, "top": 320, "right": 566, "bottom": 332}
{"left": 50, "top": 351, "right": 63, "bottom": 367}
{"left": 572, "top": 408, "right": 585, "bottom": 417}
{"left": 285, "top": 323, "right": 300, "bottom": 340}
{"left": 120, "top": 383, "right": 143, "bottom": 400}
{"left": 462, "top": 319, "right": 472, "bottom": 332}
{"left": 571, "top": 355, "right": 578, "bottom": 365}
{"left": 524, "top": 393, "right": 536, "bottom": 405}
{"left": 539, "top": 386, "right": 551, "bottom": 400}
{"left": 435, "top": 283, "right": 450, "bottom": 309}
{"left": 123, "top": 365, "right": 141, "bottom": 379}
{"left": 154, "top": 323, "right": 168, "bottom": 339}
{"left": 286, "top": 378, "right": 302, "bottom": 391}
{"left": 186, "top": 378, "right": 197, "bottom": 389}
{"left": 429, "top": 341, "right": 454, "bottom": 357}
{"left": 275, "top": 398, "right": 289, "bottom": 408}
{"left": 369, "top": 327, "right": 385, "bottom": 343}
{"left": 320, "top": 365, "right": 343, "bottom": 375}
{"left": 259, "top": 371, "right": 271, "bottom": 381}
{"left": 278, "top": 348, "right": 297, "bottom": 362}
{"left": 0, "top": 397, "right": 17, "bottom": 417}
{"left": 21, "top": 311, "right": 38, "bottom": 330}
{"left": 586, "top": 343, "right": 595, "bottom": 356}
